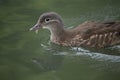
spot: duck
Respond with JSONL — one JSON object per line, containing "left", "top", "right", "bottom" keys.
{"left": 30, "top": 12, "right": 120, "bottom": 48}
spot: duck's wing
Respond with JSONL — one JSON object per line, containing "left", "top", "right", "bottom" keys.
{"left": 79, "top": 21, "right": 120, "bottom": 39}
{"left": 73, "top": 21, "right": 120, "bottom": 47}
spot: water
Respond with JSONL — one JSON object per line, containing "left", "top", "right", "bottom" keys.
{"left": 0, "top": 0, "right": 120, "bottom": 80}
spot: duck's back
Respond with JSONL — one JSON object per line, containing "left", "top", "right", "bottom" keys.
{"left": 68, "top": 21, "right": 120, "bottom": 47}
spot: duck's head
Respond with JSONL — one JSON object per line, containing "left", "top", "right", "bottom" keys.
{"left": 30, "top": 12, "right": 64, "bottom": 33}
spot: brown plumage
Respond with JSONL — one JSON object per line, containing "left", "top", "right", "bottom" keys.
{"left": 30, "top": 12, "right": 120, "bottom": 48}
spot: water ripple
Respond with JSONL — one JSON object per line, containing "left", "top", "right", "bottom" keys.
{"left": 72, "top": 47, "right": 120, "bottom": 62}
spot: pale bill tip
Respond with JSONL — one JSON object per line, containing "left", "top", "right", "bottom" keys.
{"left": 35, "top": 30, "right": 38, "bottom": 34}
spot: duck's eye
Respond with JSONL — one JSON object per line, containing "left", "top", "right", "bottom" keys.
{"left": 45, "top": 18, "right": 50, "bottom": 23}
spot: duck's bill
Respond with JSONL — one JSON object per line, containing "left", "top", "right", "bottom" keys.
{"left": 29, "top": 24, "right": 42, "bottom": 34}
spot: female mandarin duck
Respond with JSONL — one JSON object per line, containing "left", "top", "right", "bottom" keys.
{"left": 30, "top": 12, "right": 120, "bottom": 48}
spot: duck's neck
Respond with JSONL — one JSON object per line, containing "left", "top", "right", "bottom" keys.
{"left": 49, "top": 24, "right": 67, "bottom": 42}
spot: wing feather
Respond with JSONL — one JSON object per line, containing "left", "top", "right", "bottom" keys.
{"left": 75, "top": 21, "right": 120, "bottom": 39}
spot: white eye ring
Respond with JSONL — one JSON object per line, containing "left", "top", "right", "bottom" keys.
{"left": 45, "top": 18, "right": 50, "bottom": 23}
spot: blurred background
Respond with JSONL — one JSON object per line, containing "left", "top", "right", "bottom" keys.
{"left": 0, "top": 0, "right": 120, "bottom": 80}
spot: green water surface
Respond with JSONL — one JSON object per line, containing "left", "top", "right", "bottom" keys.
{"left": 0, "top": 0, "right": 120, "bottom": 80}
